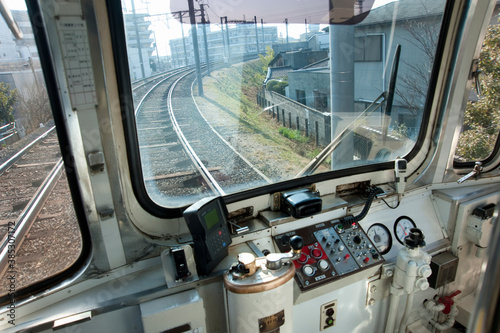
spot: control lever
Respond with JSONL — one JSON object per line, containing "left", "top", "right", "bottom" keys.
{"left": 229, "top": 236, "right": 304, "bottom": 280}
{"left": 266, "top": 236, "right": 303, "bottom": 270}
{"left": 457, "top": 161, "right": 482, "bottom": 183}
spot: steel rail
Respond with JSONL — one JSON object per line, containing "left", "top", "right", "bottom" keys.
{"left": 167, "top": 73, "right": 224, "bottom": 196}
{"left": 131, "top": 67, "right": 194, "bottom": 93}
{"left": 190, "top": 79, "right": 272, "bottom": 184}
{"left": 0, "top": 158, "right": 64, "bottom": 278}
{"left": 134, "top": 72, "right": 182, "bottom": 116}
{"left": 0, "top": 126, "right": 56, "bottom": 175}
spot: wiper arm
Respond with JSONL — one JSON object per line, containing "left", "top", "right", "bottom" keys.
{"left": 295, "top": 44, "right": 402, "bottom": 178}
{"left": 383, "top": 44, "right": 401, "bottom": 139}
{"left": 295, "top": 92, "right": 387, "bottom": 177}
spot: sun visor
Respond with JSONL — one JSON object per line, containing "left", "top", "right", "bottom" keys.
{"left": 169, "top": 0, "right": 374, "bottom": 25}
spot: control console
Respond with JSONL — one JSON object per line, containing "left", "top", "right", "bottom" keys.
{"left": 274, "top": 220, "right": 383, "bottom": 290}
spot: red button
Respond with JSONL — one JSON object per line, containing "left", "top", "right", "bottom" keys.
{"left": 298, "top": 253, "right": 308, "bottom": 264}
{"left": 312, "top": 248, "right": 322, "bottom": 258}
{"left": 344, "top": 254, "right": 350, "bottom": 261}
{"left": 363, "top": 257, "right": 370, "bottom": 263}
{"left": 218, "top": 230, "right": 222, "bottom": 235}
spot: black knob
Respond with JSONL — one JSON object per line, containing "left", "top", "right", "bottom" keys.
{"left": 280, "top": 235, "right": 290, "bottom": 247}
{"left": 289, "top": 235, "right": 304, "bottom": 251}
{"left": 404, "top": 228, "right": 426, "bottom": 249}
{"left": 353, "top": 235, "right": 362, "bottom": 244}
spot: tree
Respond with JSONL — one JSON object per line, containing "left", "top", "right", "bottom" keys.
{"left": 0, "top": 82, "right": 18, "bottom": 125}
{"left": 266, "top": 79, "right": 288, "bottom": 95}
{"left": 455, "top": 23, "right": 500, "bottom": 161}
{"left": 397, "top": 13, "right": 441, "bottom": 118}
{"left": 17, "top": 82, "right": 53, "bottom": 133}
{"left": 259, "top": 46, "right": 275, "bottom": 75}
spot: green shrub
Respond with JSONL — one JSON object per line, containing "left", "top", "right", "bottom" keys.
{"left": 279, "top": 127, "right": 309, "bottom": 143}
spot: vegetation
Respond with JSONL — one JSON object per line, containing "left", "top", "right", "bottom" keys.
{"left": 0, "top": 83, "right": 18, "bottom": 124}
{"left": 279, "top": 127, "right": 309, "bottom": 143}
{"left": 399, "top": 17, "right": 441, "bottom": 117}
{"left": 266, "top": 80, "right": 288, "bottom": 95}
{"left": 17, "top": 82, "right": 52, "bottom": 133}
{"left": 456, "top": 23, "right": 500, "bottom": 161}
{"left": 197, "top": 58, "right": 324, "bottom": 178}
{"left": 391, "top": 121, "right": 409, "bottom": 140}
{"left": 259, "top": 46, "right": 275, "bottom": 77}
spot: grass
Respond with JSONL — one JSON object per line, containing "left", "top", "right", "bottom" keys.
{"left": 279, "top": 127, "right": 309, "bottom": 144}
{"left": 195, "top": 60, "right": 328, "bottom": 177}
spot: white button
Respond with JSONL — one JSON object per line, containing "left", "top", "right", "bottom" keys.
{"left": 302, "top": 265, "right": 315, "bottom": 276}
{"left": 318, "top": 259, "right": 329, "bottom": 271}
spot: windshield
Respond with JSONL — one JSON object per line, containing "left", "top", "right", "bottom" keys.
{"left": 120, "top": 0, "right": 447, "bottom": 208}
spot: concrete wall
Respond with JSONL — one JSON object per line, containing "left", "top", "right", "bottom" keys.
{"left": 287, "top": 69, "right": 330, "bottom": 109}
{"left": 257, "top": 89, "right": 331, "bottom": 146}
{"left": 0, "top": 70, "right": 44, "bottom": 99}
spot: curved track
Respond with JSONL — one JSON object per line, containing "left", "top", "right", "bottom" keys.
{"left": 135, "top": 69, "right": 270, "bottom": 205}
{"left": 0, "top": 128, "right": 81, "bottom": 292}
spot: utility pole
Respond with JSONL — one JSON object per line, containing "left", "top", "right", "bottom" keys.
{"left": 305, "top": 18, "right": 308, "bottom": 41}
{"left": 220, "top": 17, "right": 227, "bottom": 62}
{"left": 225, "top": 17, "right": 231, "bottom": 62}
{"left": 200, "top": 4, "right": 210, "bottom": 75}
{"left": 254, "top": 16, "right": 260, "bottom": 55}
{"left": 188, "top": 0, "right": 203, "bottom": 96}
{"left": 152, "top": 30, "right": 160, "bottom": 71}
{"left": 285, "top": 18, "right": 289, "bottom": 46}
{"left": 330, "top": 25, "right": 355, "bottom": 168}
{"left": 261, "top": 19, "right": 265, "bottom": 52}
{"left": 131, "top": 0, "right": 146, "bottom": 79}
{"left": 171, "top": 10, "right": 191, "bottom": 66}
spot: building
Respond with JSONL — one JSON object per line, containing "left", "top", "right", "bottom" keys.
{"left": 123, "top": 12, "right": 154, "bottom": 80}
{"left": 284, "top": 0, "right": 446, "bottom": 139}
{"left": 169, "top": 24, "right": 278, "bottom": 67}
{"left": 0, "top": 10, "right": 43, "bottom": 99}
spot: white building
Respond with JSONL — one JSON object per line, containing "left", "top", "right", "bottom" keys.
{"left": 169, "top": 24, "right": 278, "bottom": 67}
{"left": 123, "top": 13, "right": 154, "bottom": 81}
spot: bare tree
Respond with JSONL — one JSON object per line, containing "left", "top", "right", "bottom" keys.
{"left": 16, "top": 82, "right": 52, "bottom": 133}
{"left": 397, "top": 12, "right": 442, "bottom": 116}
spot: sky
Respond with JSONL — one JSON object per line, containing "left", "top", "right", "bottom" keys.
{"left": 4, "top": 0, "right": 397, "bottom": 57}
{"left": 4, "top": 0, "right": 26, "bottom": 10}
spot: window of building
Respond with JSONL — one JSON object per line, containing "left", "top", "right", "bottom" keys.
{"left": 296, "top": 90, "right": 306, "bottom": 105}
{"left": 314, "top": 91, "right": 328, "bottom": 112}
{"left": 354, "top": 35, "right": 382, "bottom": 62}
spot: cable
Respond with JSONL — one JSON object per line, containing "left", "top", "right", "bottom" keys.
{"left": 382, "top": 195, "right": 401, "bottom": 209}
{"left": 341, "top": 186, "right": 384, "bottom": 227}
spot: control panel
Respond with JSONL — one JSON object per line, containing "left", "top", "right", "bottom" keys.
{"left": 274, "top": 220, "right": 383, "bottom": 290}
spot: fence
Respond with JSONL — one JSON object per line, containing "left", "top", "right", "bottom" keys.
{"left": 0, "top": 123, "right": 20, "bottom": 146}
{"left": 257, "top": 89, "right": 331, "bottom": 146}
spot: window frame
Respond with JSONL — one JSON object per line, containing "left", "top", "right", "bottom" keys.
{"left": 105, "top": 0, "right": 457, "bottom": 218}
{"left": 0, "top": 0, "right": 93, "bottom": 306}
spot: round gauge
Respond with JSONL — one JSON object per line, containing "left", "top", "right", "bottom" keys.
{"left": 394, "top": 216, "right": 417, "bottom": 245}
{"left": 367, "top": 223, "right": 392, "bottom": 255}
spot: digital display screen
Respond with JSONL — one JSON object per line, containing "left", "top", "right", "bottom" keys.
{"left": 203, "top": 207, "right": 220, "bottom": 230}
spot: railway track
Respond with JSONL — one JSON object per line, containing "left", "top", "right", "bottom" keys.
{"left": 0, "top": 69, "right": 186, "bottom": 294}
{"left": 0, "top": 128, "right": 80, "bottom": 294}
{"left": 131, "top": 67, "right": 193, "bottom": 106}
{"left": 136, "top": 68, "right": 270, "bottom": 206}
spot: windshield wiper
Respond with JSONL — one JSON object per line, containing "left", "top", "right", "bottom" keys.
{"left": 295, "top": 45, "right": 401, "bottom": 178}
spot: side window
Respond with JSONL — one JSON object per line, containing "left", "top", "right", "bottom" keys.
{"left": 455, "top": 11, "right": 500, "bottom": 162}
{"left": 354, "top": 35, "right": 382, "bottom": 62}
{"left": 0, "top": 3, "right": 82, "bottom": 296}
